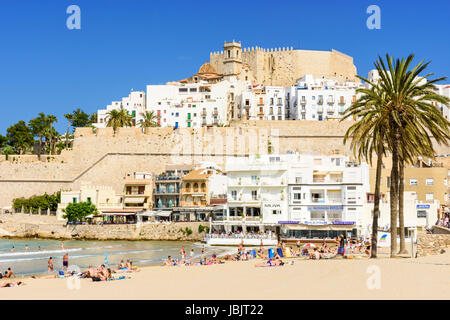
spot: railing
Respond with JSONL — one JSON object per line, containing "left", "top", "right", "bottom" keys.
{"left": 311, "top": 198, "right": 325, "bottom": 203}
{"left": 156, "top": 176, "right": 180, "bottom": 181}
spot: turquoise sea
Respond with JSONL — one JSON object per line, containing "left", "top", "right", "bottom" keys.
{"left": 0, "top": 238, "right": 234, "bottom": 276}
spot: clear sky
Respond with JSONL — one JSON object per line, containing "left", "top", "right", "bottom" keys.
{"left": 0, "top": 0, "right": 449, "bottom": 134}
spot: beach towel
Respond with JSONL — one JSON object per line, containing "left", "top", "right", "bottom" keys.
{"left": 284, "top": 248, "right": 292, "bottom": 257}
{"left": 276, "top": 248, "right": 284, "bottom": 258}
{"left": 251, "top": 249, "right": 256, "bottom": 258}
{"left": 268, "top": 248, "right": 275, "bottom": 259}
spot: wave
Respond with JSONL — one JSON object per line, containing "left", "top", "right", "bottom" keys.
{"left": 0, "top": 248, "right": 82, "bottom": 258}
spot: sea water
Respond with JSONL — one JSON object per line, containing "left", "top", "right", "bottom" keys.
{"left": 0, "top": 238, "right": 234, "bottom": 276}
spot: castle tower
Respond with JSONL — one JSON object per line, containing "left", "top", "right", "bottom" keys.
{"left": 222, "top": 41, "right": 242, "bottom": 78}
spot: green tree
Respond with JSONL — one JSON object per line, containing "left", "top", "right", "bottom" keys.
{"left": 29, "top": 113, "right": 47, "bottom": 158}
{"left": 0, "top": 134, "right": 7, "bottom": 148}
{"left": 64, "top": 113, "right": 73, "bottom": 149}
{"left": 6, "top": 120, "right": 34, "bottom": 154}
{"left": 71, "top": 108, "right": 92, "bottom": 130}
{"left": 63, "top": 202, "right": 98, "bottom": 222}
{"left": 106, "top": 108, "right": 133, "bottom": 133}
{"left": 44, "top": 114, "right": 58, "bottom": 155}
{"left": 347, "top": 54, "right": 450, "bottom": 257}
{"left": 138, "top": 111, "right": 159, "bottom": 131}
{"left": 1, "top": 145, "right": 15, "bottom": 160}
{"left": 342, "top": 85, "right": 389, "bottom": 258}
{"left": 89, "top": 112, "right": 98, "bottom": 124}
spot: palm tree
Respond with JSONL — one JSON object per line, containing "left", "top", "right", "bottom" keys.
{"left": 106, "top": 108, "right": 133, "bottom": 133}
{"left": 64, "top": 113, "right": 73, "bottom": 149}
{"left": 365, "top": 54, "right": 450, "bottom": 256}
{"left": 342, "top": 85, "right": 390, "bottom": 258}
{"left": 29, "top": 112, "right": 47, "bottom": 159}
{"left": 138, "top": 111, "right": 159, "bottom": 132}
{"left": 45, "top": 115, "right": 58, "bottom": 155}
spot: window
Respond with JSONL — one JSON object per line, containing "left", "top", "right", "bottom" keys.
{"left": 72, "top": 198, "right": 77, "bottom": 204}
{"left": 251, "top": 175, "right": 258, "bottom": 184}
{"left": 179, "top": 88, "right": 188, "bottom": 93}
{"left": 410, "top": 178, "right": 418, "bottom": 186}
{"left": 295, "top": 177, "right": 302, "bottom": 184}
{"left": 251, "top": 190, "right": 258, "bottom": 200}
{"left": 189, "top": 88, "right": 197, "bottom": 92}
{"left": 426, "top": 178, "right": 434, "bottom": 186}
{"left": 426, "top": 193, "right": 434, "bottom": 201}
{"left": 417, "top": 210, "right": 427, "bottom": 218}
{"left": 231, "top": 190, "right": 237, "bottom": 200}
{"left": 272, "top": 210, "right": 281, "bottom": 215}
{"left": 294, "top": 193, "right": 301, "bottom": 200}
{"left": 87, "top": 197, "right": 91, "bottom": 203}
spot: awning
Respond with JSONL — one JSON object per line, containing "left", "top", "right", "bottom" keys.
{"left": 285, "top": 223, "right": 354, "bottom": 231}
{"left": 124, "top": 197, "right": 145, "bottom": 204}
{"left": 156, "top": 211, "right": 172, "bottom": 217}
{"left": 329, "top": 171, "right": 343, "bottom": 175}
{"left": 313, "top": 171, "right": 328, "bottom": 175}
{"left": 137, "top": 211, "right": 158, "bottom": 217}
{"left": 100, "top": 212, "right": 137, "bottom": 216}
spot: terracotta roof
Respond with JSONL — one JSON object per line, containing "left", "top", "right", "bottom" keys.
{"left": 182, "top": 168, "right": 211, "bottom": 180}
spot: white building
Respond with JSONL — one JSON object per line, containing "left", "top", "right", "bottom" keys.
{"left": 433, "top": 84, "right": 450, "bottom": 120}
{"left": 95, "top": 91, "right": 146, "bottom": 128}
{"left": 146, "top": 80, "right": 240, "bottom": 128}
{"left": 238, "top": 86, "right": 286, "bottom": 120}
{"left": 284, "top": 154, "right": 370, "bottom": 239}
{"left": 286, "top": 74, "right": 361, "bottom": 121}
{"left": 210, "top": 154, "right": 294, "bottom": 236}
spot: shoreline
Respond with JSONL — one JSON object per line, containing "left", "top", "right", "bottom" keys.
{"left": 1, "top": 250, "right": 449, "bottom": 300}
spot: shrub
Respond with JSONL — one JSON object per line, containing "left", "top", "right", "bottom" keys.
{"left": 63, "top": 202, "right": 98, "bottom": 222}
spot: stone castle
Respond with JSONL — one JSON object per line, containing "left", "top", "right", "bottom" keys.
{"left": 208, "top": 41, "right": 358, "bottom": 87}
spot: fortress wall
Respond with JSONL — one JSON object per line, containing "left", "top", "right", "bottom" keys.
{"left": 210, "top": 48, "right": 358, "bottom": 86}
{"left": 1, "top": 122, "right": 448, "bottom": 207}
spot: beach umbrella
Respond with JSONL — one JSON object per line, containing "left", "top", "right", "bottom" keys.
{"left": 302, "top": 243, "right": 316, "bottom": 248}
{"left": 104, "top": 250, "right": 109, "bottom": 266}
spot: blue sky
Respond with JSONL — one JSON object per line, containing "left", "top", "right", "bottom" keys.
{"left": 0, "top": 0, "right": 449, "bottom": 134}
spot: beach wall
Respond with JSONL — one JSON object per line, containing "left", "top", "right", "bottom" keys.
{"left": 0, "top": 122, "right": 449, "bottom": 208}
{"left": 0, "top": 214, "right": 209, "bottom": 241}
{"left": 417, "top": 233, "right": 450, "bottom": 257}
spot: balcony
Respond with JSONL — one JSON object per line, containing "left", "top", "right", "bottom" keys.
{"left": 156, "top": 175, "right": 181, "bottom": 181}
{"left": 300, "top": 100, "right": 306, "bottom": 105}
{"left": 317, "top": 99, "right": 323, "bottom": 105}
{"left": 201, "top": 110, "right": 207, "bottom": 116}
{"left": 311, "top": 198, "right": 325, "bottom": 203}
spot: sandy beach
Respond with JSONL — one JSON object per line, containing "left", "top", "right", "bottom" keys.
{"left": 1, "top": 250, "right": 449, "bottom": 300}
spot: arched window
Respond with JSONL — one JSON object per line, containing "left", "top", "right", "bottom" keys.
{"left": 193, "top": 183, "right": 199, "bottom": 192}
{"left": 201, "top": 183, "right": 206, "bottom": 192}
{"left": 185, "top": 183, "right": 191, "bottom": 191}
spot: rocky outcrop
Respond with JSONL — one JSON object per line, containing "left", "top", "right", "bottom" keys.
{"left": 0, "top": 215, "right": 209, "bottom": 241}
{"left": 417, "top": 233, "right": 450, "bottom": 257}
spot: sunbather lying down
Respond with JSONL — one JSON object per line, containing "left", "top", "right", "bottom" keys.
{"left": 0, "top": 281, "right": 22, "bottom": 288}
{"left": 255, "top": 257, "right": 284, "bottom": 267}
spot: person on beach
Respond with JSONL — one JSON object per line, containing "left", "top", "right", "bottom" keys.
{"left": 5, "top": 268, "right": 15, "bottom": 278}
{"left": 337, "top": 235, "right": 345, "bottom": 256}
{"left": 0, "top": 281, "right": 22, "bottom": 288}
{"left": 61, "top": 242, "right": 64, "bottom": 250}
{"left": 25, "top": 245, "right": 29, "bottom": 252}
{"left": 118, "top": 260, "right": 126, "bottom": 269}
{"left": 255, "top": 257, "right": 284, "bottom": 267}
{"left": 11, "top": 246, "right": 14, "bottom": 252}
{"left": 126, "top": 260, "right": 132, "bottom": 270}
{"left": 62, "top": 253, "right": 69, "bottom": 271}
{"left": 190, "top": 249, "right": 194, "bottom": 263}
{"left": 180, "top": 247, "right": 186, "bottom": 262}
{"left": 163, "top": 256, "right": 173, "bottom": 266}
{"left": 48, "top": 257, "right": 54, "bottom": 273}
{"left": 309, "top": 248, "right": 321, "bottom": 260}
{"left": 38, "top": 246, "right": 41, "bottom": 251}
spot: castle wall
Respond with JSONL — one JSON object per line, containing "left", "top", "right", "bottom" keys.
{"left": 0, "top": 122, "right": 448, "bottom": 208}
{"left": 210, "top": 47, "right": 357, "bottom": 87}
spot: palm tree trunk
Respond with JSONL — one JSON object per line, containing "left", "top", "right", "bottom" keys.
{"left": 371, "top": 140, "right": 383, "bottom": 258}
{"left": 66, "top": 120, "right": 70, "bottom": 149}
{"left": 390, "top": 126, "right": 400, "bottom": 257}
{"left": 38, "top": 134, "right": 42, "bottom": 160}
{"left": 398, "top": 158, "right": 407, "bottom": 254}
